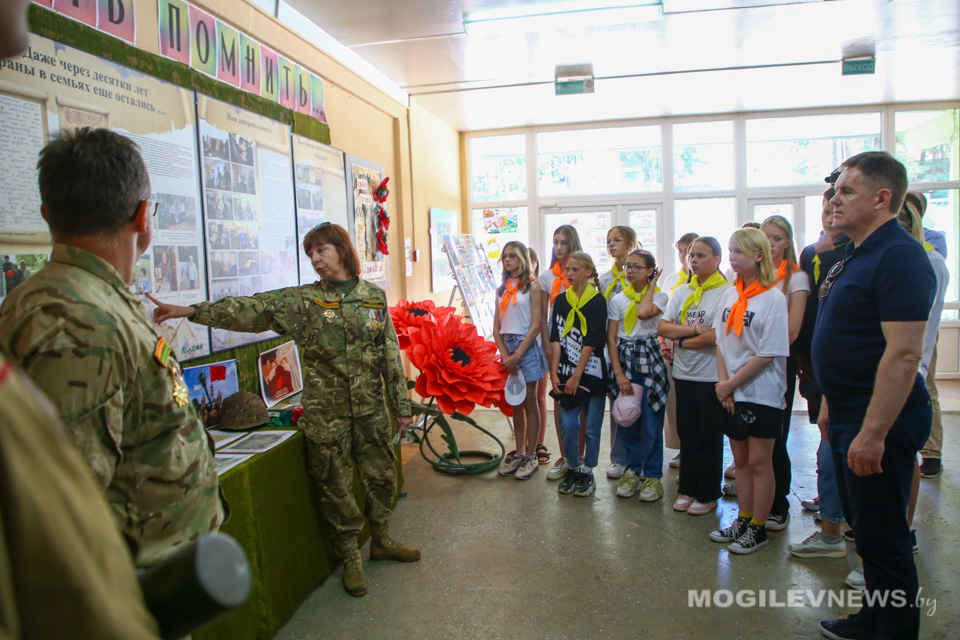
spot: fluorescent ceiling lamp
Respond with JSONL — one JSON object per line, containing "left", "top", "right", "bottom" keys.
{"left": 663, "top": 0, "right": 821, "bottom": 11}
{"left": 464, "top": 1, "right": 663, "bottom": 35}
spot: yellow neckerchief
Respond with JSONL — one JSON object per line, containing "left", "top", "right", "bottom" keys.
{"left": 679, "top": 271, "right": 727, "bottom": 324}
{"left": 812, "top": 238, "right": 852, "bottom": 283}
{"left": 923, "top": 241, "right": 935, "bottom": 252}
{"left": 671, "top": 270, "right": 689, "bottom": 295}
{"left": 604, "top": 263, "right": 627, "bottom": 300}
{"left": 621, "top": 282, "right": 661, "bottom": 335}
{"left": 725, "top": 275, "right": 773, "bottom": 336}
{"left": 549, "top": 261, "right": 570, "bottom": 304}
{"left": 562, "top": 283, "right": 599, "bottom": 337}
{"left": 499, "top": 276, "right": 534, "bottom": 318}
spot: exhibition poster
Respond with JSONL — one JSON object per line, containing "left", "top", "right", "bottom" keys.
{"left": 198, "top": 96, "right": 299, "bottom": 352}
{"left": 0, "top": 33, "right": 211, "bottom": 359}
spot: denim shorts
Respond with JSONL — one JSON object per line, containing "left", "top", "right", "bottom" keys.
{"left": 503, "top": 334, "right": 545, "bottom": 383}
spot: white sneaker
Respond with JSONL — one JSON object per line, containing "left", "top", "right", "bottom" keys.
{"left": 515, "top": 455, "right": 539, "bottom": 480}
{"left": 844, "top": 565, "right": 865, "bottom": 590}
{"left": 616, "top": 470, "right": 642, "bottom": 497}
{"left": 722, "top": 480, "right": 737, "bottom": 496}
{"left": 498, "top": 454, "right": 523, "bottom": 476}
{"left": 547, "top": 457, "right": 571, "bottom": 481}
{"left": 638, "top": 478, "right": 663, "bottom": 502}
{"left": 668, "top": 454, "right": 680, "bottom": 469}
{"left": 724, "top": 463, "right": 736, "bottom": 479}
{"left": 606, "top": 463, "right": 626, "bottom": 479}
{"left": 788, "top": 531, "right": 846, "bottom": 558}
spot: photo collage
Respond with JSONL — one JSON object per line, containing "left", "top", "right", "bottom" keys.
{"left": 441, "top": 234, "right": 499, "bottom": 339}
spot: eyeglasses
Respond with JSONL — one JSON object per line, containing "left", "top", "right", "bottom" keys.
{"left": 129, "top": 199, "right": 158, "bottom": 222}
{"left": 623, "top": 264, "right": 649, "bottom": 272}
{"left": 818, "top": 260, "right": 845, "bottom": 299}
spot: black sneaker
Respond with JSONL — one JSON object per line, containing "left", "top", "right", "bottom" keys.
{"left": 572, "top": 472, "right": 596, "bottom": 497}
{"left": 558, "top": 470, "right": 579, "bottom": 494}
{"left": 765, "top": 512, "right": 789, "bottom": 531}
{"left": 843, "top": 529, "right": 855, "bottom": 543}
{"left": 709, "top": 516, "right": 750, "bottom": 543}
{"left": 920, "top": 458, "right": 942, "bottom": 478}
{"left": 729, "top": 523, "right": 768, "bottom": 554}
{"left": 818, "top": 614, "right": 871, "bottom": 640}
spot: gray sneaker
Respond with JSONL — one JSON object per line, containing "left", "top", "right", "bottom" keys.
{"left": 515, "top": 455, "right": 539, "bottom": 480}
{"left": 498, "top": 454, "right": 524, "bottom": 476}
{"left": 844, "top": 565, "right": 864, "bottom": 590}
{"left": 788, "top": 531, "right": 846, "bottom": 558}
{"left": 722, "top": 480, "right": 737, "bottom": 496}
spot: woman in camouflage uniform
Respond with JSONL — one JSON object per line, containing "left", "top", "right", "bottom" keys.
{"left": 149, "top": 223, "right": 417, "bottom": 598}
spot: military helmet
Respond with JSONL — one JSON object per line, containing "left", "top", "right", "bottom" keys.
{"left": 218, "top": 392, "right": 268, "bottom": 431}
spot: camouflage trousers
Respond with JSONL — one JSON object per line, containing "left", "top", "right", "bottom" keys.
{"left": 304, "top": 412, "right": 397, "bottom": 536}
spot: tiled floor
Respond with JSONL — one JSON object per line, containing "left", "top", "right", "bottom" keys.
{"left": 277, "top": 403, "right": 959, "bottom": 640}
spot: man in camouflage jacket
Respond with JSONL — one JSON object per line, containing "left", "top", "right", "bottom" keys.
{"left": 0, "top": 128, "right": 223, "bottom": 568}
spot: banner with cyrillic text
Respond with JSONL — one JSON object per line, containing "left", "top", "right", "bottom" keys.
{"left": 157, "top": 0, "right": 326, "bottom": 124}
{"left": 31, "top": 0, "right": 137, "bottom": 45}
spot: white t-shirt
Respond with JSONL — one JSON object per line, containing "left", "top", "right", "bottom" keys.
{"left": 608, "top": 289, "right": 669, "bottom": 339}
{"left": 499, "top": 279, "right": 534, "bottom": 336}
{"left": 774, "top": 268, "right": 811, "bottom": 309}
{"left": 662, "top": 270, "right": 688, "bottom": 299}
{"left": 662, "top": 281, "right": 730, "bottom": 382}
{"left": 599, "top": 267, "right": 627, "bottom": 299}
{"left": 539, "top": 267, "right": 568, "bottom": 334}
{"left": 922, "top": 250, "right": 950, "bottom": 378}
{"left": 714, "top": 286, "right": 790, "bottom": 409}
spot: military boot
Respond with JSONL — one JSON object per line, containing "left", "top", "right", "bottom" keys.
{"left": 334, "top": 534, "right": 367, "bottom": 597}
{"left": 369, "top": 521, "right": 421, "bottom": 562}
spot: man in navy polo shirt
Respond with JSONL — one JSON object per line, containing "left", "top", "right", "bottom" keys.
{"left": 812, "top": 152, "right": 935, "bottom": 640}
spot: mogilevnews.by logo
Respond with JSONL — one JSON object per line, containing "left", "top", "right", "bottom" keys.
{"left": 688, "top": 588, "right": 936, "bottom": 615}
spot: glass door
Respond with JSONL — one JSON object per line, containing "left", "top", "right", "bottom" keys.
{"left": 749, "top": 197, "right": 804, "bottom": 239}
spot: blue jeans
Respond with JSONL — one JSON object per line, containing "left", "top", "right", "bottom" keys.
{"left": 617, "top": 386, "right": 665, "bottom": 478}
{"left": 609, "top": 396, "right": 628, "bottom": 465}
{"left": 815, "top": 438, "right": 844, "bottom": 524}
{"left": 558, "top": 395, "right": 605, "bottom": 469}
{"left": 829, "top": 390, "right": 931, "bottom": 640}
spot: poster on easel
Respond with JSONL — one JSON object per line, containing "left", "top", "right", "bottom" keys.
{"left": 441, "top": 234, "right": 499, "bottom": 340}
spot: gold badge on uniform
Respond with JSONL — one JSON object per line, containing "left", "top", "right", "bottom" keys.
{"left": 324, "top": 310, "right": 336, "bottom": 318}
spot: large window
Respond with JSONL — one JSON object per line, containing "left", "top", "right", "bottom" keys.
{"left": 673, "top": 121, "right": 734, "bottom": 192}
{"left": 673, "top": 198, "right": 737, "bottom": 272}
{"left": 895, "top": 109, "right": 959, "bottom": 182}
{"left": 918, "top": 189, "right": 959, "bottom": 304}
{"left": 745, "top": 113, "right": 882, "bottom": 187}
{"left": 470, "top": 134, "right": 527, "bottom": 202}
{"left": 537, "top": 126, "right": 662, "bottom": 197}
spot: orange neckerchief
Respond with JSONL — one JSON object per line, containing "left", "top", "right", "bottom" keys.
{"left": 725, "top": 276, "right": 773, "bottom": 335}
{"left": 550, "top": 261, "right": 570, "bottom": 304}
{"left": 499, "top": 278, "right": 521, "bottom": 318}
{"left": 775, "top": 259, "right": 800, "bottom": 282}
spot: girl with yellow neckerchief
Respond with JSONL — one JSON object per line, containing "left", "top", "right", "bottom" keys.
{"left": 538, "top": 225, "right": 584, "bottom": 482}
{"left": 599, "top": 225, "right": 639, "bottom": 480}
{"left": 709, "top": 228, "right": 789, "bottom": 554}
{"left": 658, "top": 237, "right": 730, "bottom": 516}
{"left": 757, "top": 214, "right": 810, "bottom": 531}
{"left": 493, "top": 242, "right": 544, "bottom": 481}
{"left": 606, "top": 250, "right": 670, "bottom": 503}
{"left": 549, "top": 251, "right": 608, "bottom": 498}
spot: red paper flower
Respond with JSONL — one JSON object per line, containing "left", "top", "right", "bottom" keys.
{"left": 406, "top": 312, "right": 507, "bottom": 416}
{"left": 390, "top": 299, "right": 456, "bottom": 350}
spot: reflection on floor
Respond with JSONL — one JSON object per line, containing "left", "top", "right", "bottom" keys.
{"left": 276, "top": 406, "right": 959, "bottom": 640}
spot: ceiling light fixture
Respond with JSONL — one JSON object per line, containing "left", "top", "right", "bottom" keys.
{"left": 463, "top": 1, "right": 664, "bottom": 35}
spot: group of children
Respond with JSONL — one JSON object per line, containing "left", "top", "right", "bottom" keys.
{"left": 490, "top": 184, "right": 946, "bottom": 556}
{"left": 494, "top": 190, "right": 939, "bottom": 557}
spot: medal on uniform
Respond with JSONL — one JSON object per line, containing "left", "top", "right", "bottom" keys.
{"left": 324, "top": 309, "right": 335, "bottom": 318}
{"left": 172, "top": 376, "right": 190, "bottom": 407}
{"left": 154, "top": 337, "right": 173, "bottom": 367}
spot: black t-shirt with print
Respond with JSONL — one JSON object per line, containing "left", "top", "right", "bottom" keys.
{"left": 550, "top": 293, "right": 608, "bottom": 396}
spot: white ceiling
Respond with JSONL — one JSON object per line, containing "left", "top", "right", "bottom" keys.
{"left": 285, "top": 0, "right": 960, "bottom": 132}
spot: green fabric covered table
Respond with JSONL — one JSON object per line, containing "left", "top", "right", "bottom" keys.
{"left": 194, "top": 428, "right": 404, "bottom": 640}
